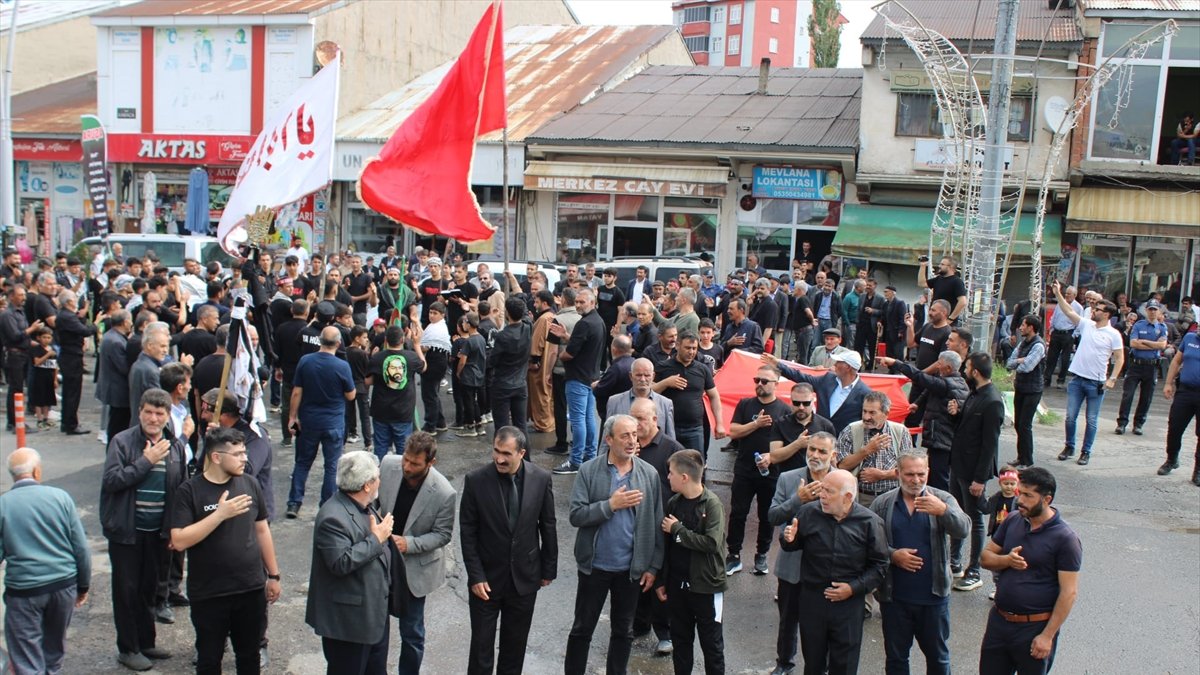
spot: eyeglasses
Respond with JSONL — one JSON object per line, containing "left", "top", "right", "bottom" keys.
{"left": 752, "top": 377, "right": 778, "bottom": 385}
{"left": 792, "top": 400, "right": 815, "bottom": 407}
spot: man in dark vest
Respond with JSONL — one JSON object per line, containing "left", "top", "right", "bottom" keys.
{"left": 1006, "top": 315, "right": 1046, "bottom": 469}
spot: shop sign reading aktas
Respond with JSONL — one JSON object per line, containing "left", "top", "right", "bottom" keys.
{"left": 108, "top": 133, "right": 256, "bottom": 165}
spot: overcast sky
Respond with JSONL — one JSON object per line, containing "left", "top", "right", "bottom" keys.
{"left": 565, "top": 0, "right": 878, "bottom": 68}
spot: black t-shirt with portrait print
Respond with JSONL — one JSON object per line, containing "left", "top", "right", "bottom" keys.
{"left": 368, "top": 348, "right": 423, "bottom": 424}
{"left": 170, "top": 473, "right": 266, "bottom": 602}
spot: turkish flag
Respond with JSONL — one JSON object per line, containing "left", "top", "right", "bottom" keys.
{"left": 357, "top": 2, "right": 506, "bottom": 241}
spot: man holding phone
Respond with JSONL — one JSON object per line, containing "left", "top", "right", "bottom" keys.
{"left": 917, "top": 256, "right": 967, "bottom": 325}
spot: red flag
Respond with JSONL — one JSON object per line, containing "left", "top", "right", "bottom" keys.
{"left": 357, "top": 2, "right": 506, "bottom": 242}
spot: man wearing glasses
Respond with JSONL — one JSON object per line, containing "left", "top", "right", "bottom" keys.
{"left": 768, "top": 382, "right": 836, "bottom": 474}
{"left": 724, "top": 366, "right": 793, "bottom": 577}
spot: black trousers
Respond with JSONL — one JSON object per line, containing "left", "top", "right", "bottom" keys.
{"left": 853, "top": 323, "right": 877, "bottom": 367}
{"left": 467, "top": 589, "right": 538, "bottom": 675}
{"left": 108, "top": 530, "right": 170, "bottom": 654}
{"left": 666, "top": 586, "right": 724, "bottom": 675}
{"left": 633, "top": 586, "right": 669, "bottom": 640}
{"left": 727, "top": 471, "right": 777, "bottom": 557}
{"left": 4, "top": 350, "right": 28, "bottom": 427}
{"left": 979, "top": 610, "right": 1057, "bottom": 675}
{"left": 321, "top": 616, "right": 389, "bottom": 675}
{"left": 420, "top": 351, "right": 448, "bottom": 431}
{"left": 1043, "top": 332, "right": 1074, "bottom": 385}
{"left": 552, "top": 372, "right": 569, "bottom": 450}
{"left": 1117, "top": 362, "right": 1158, "bottom": 428}
{"left": 776, "top": 579, "right": 803, "bottom": 670}
{"left": 280, "top": 382, "right": 294, "bottom": 442}
{"left": 564, "top": 569, "right": 641, "bottom": 675}
{"left": 950, "top": 474, "right": 987, "bottom": 577}
{"left": 460, "top": 383, "right": 481, "bottom": 426}
{"left": 191, "top": 589, "right": 266, "bottom": 675}
{"left": 927, "top": 448, "right": 951, "bottom": 491}
{"left": 491, "top": 388, "right": 528, "bottom": 439}
{"left": 346, "top": 393, "right": 372, "bottom": 445}
{"left": 108, "top": 406, "right": 131, "bottom": 438}
{"left": 156, "top": 550, "right": 184, "bottom": 605}
{"left": 58, "top": 350, "right": 84, "bottom": 431}
{"left": 1012, "top": 390, "right": 1042, "bottom": 467}
{"left": 1165, "top": 386, "right": 1200, "bottom": 466}
{"left": 798, "top": 586, "right": 866, "bottom": 675}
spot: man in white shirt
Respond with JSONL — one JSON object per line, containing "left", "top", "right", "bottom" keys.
{"left": 286, "top": 236, "right": 309, "bottom": 270}
{"left": 1044, "top": 285, "right": 1083, "bottom": 389}
{"left": 1051, "top": 281, "right": 1124, "bottom": 466}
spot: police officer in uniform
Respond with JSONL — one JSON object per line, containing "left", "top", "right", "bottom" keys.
{"left": 1160, "top": 323, "right": 1200, "bottom": 485}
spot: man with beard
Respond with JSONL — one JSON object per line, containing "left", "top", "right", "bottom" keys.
{"left": 779, "top": 469, "right": 889, "bottom": 675}
{"left": 979, "top": 467, "right": 1081, "bottom": 674}
{"left": 605, "top": 357, "right": 677, "bottom": 447}
{"left": 642, "top": 323, "right": 677, "bottom": 371}
{"left": 918, "top": 256, "right": 967, "bottom": 325}
{"left": 343, "top": 254, "right": 375, "bottom": 326}
{"left": 869, "top": 449, "right": 969, "bottom": 675}
{"left": 767, "top": 382, "right": 836, "bottom": 474}
{"left": 764, "top": 350, "right": 872, "bottom": 435}
{"left": 767, "top": 431, "right": 838, "bottom": 675}
{"left": 489, "top": 297, "right": 532, "bottom": 435}
{"left": 1007, "top": 316, "right": 1046, "bottom": 468}
{"left": 725, "top": 365, "right": 793, "bottom": 577}
{"left": 377, "top": 267, "right": 404, "bottom": 320}
{"left": 549, "top": 288, "right": 606, "bottom": 474}
{"left": 749, "top": 278, "right": 780, "bottom": 348}
{"left": 947, "top": 353, "right": 1004, "bottom": 593}
{"left": 881, "top": 286, "right": 908, "bottom": 367}
{"left": 904, "top": 300, "right": 953, "bottom": 417}
{"left": 654, "top": 331, "right": 727, "bottom": 458}
{"left": 365, "top": 325, "right": 425, "bottom": 458}
{"left": 878, "top": 351, "right": 968, "bottom": 490}
{"left": 854, "top": 278, "right": 885, "bottom": 367}
{"left": 836, "top": 391, "right": 908, "bottom": 512}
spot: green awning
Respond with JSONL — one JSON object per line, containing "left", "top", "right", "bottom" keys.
{"left": 832, "top": 204, "right": 1063, "bottom": 267}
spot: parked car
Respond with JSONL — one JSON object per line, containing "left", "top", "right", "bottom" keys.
{"left": 79, "top": 234, "right": 236, "bottom": 274}
{"left": 601, "top": 255, "right": 714, "bottom": 291}
{"left": 466, "top": 259, "right": 562, "bottom": 293}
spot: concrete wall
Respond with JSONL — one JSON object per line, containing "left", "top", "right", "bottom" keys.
{"left": 857, "top": 47, "right": 1075, "bottom": 183}
{"left": 317, "top": 0, "right": 577, "bottom": 116}
{"left": 2, "top": 16, "right": 97, "bottom": 95}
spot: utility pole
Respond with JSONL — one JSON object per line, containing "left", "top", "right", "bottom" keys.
{"left": 966, "top": 0, "right": 1019, "bottom": 350}
{"left": 0, "top": 0, "right": 18, "bottom": 250}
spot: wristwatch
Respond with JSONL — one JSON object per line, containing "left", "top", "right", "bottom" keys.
{"left": 267, "top": 573, "right": 281, "bottom": 581}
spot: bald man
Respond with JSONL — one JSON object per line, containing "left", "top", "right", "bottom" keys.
{"left": 1, "top": 448, "right": 91, "bottom": 675}
{"left": 780, "top": 469, "right": 889, "bottom": 675}
{"left": 286, "top": 325, "right": 356, "bottom": 517}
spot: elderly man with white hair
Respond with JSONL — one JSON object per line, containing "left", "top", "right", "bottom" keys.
{"left": 128, "top": 322, "right": 175, "bottom": 429}
{"left": 307, "top": 450, "right": 393, "bottom": 673}
{"left": 0, "top": 447, "right": 91, "bottom": 675}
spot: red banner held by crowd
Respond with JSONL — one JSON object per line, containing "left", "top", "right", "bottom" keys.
{"left": 710, "top": 350, "right": 912, "bottom": 430}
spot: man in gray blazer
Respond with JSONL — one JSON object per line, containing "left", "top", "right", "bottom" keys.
{"left": 128, "top": 323, "right": 172, "bottom": 429}
{"left": 307, "top": 451, "right": 393, "bottom": 674}
{"left": 97, "top": 309, "right": 133, "bottom": 436}
{"left": 869, "top": 448, "right": 969, "bottom": 675}
{"left": 767, "top": 431, "right": 837, "bottom": 675}
{"left": 377, "top": 432, "right": 456, "bottom": 675}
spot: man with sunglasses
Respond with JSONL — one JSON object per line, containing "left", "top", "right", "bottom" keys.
{"left": 768, "top": 382, "right": 836, "bottom": 474}
{"left": 725, "top": 366, "right": 793, "bottom": 577}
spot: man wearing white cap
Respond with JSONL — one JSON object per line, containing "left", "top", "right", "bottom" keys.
{"left": 762, "top": 349, "right": 873, "bottom": 435}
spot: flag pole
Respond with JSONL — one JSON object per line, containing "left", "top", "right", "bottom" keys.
{"left": 502, "top": 125, "right": 510, "bottom": 271}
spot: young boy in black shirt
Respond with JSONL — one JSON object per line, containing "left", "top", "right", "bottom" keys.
{"left": 455, "top": 312, "right": 487, "bottom": 438}
{"left": 346, "top": 326, "right": 373, "bottom": 451}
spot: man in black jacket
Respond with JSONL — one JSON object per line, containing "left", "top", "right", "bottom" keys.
{"left": 490, "top": 297, "right": 534, "bottom": 435}
{"left": 947, "top": 352, "right": 1004, "bottom": 592}
{"left": 878, "top": 350, "right": 969, "bottom": 490}
{"left": 854, "top": 279, "right": 885, "bottom": 367}
{"left": 100, "top": 389, "right": 189, "bottom": 671}
{"left": 273, "top": 300, "right": 309, "bottom": 447}
{"left": 881, "top": 286, "right": 908, "bottom": 368}
{"left": 55, "top": 291, "right": 97, "bottom": 435}
{"left": 460, "top": 426, "right": 557, "bottom": 675}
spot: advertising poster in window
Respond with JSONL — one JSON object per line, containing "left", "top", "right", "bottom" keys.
{"left": 155, "top": 26, "right": 252, "bottom": 134}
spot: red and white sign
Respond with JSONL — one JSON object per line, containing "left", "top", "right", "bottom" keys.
{"left": 13, "top": 138, "right": 83, "bottom": 162}
{"left": 217, "top": 54, "right": 339, "bottom": 254}
{"left": 108, "top": 133, "right": 257, "bottom": 165}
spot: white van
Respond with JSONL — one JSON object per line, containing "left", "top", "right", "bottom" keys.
{"left": 79, "top": 234, "right": 237, "bottom": 274}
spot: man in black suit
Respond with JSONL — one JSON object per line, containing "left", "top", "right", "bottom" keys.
{"left": 881, "top": 285, "right": 908, "bottom": 368}
{"left": 946, "top": 352, "right": 1004, "bottom": 593}
{"left": 460, "top": 426, "right": 557, "bottom": 675}
{"left": 625, "top": 266, "right": 653, "bottom": 305}
{"left": 55, "top": 290, "right": 97, "bottom": 434}
{"left": 97, "top": 309, "right": 133, "bottom": 435}
{"left": 306, "top": 450, "right": 393, "bottom": 673}
{"left": 854, "top": 278, "right": 886, "bottom": 367}
{"left": 763, "top": 350, "right": 874, "bottom": 435}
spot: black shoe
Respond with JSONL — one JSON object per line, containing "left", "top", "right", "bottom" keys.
{"left": 154, "top": 603, "right": 174, "bottom": 624}
{"left": 770, "top": 667, "right": 796, "bottom": 675}
{"left": 552, "top": 461, "right": 579, "bottom": 475}
{"left": 63, "top": 427, "right": 91, "bottom": 435}
{"left": 1133, "top": 426, "right": 1144, "bottom": 436}
{"left": 753, "top": 553, "right": 769, "bottom": 575}
{"left": 167, "top": 592, "right": 190, "bottom": 607}
{"left": 544, "top": 445, "right": 569, "bottom": 456}
{"left": 142, "top": 647, "right": 172, "bottom": 660}
{"left": 1057, "top": 447, "right": 1074, "bottom": 461}
{"left": 285, "top": 503, "right": 300, "bottom": 519}
{"left": 1158, "top": 461, "right": 1179, "bottom": 476}
{"left": 1115, "top": 426, "right": 1126, "bottom": 435}
{"left": 281, "top": 437, "right": 293, "bottom": 447}
{"left": 1076, "top": 452, "right": 1091, "bottom": 466}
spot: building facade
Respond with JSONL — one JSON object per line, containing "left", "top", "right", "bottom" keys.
{"left": 673, "top": 0, "right": 810, "bottom": 68}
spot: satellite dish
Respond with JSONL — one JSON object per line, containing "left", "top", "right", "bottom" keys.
{"left": 1043, "top": 96, "right": 1069, "bottom": 134}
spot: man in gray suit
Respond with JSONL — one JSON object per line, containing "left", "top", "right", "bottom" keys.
{"left": 307, "top": 451, "right": 393, "bottom": 674}
{"left": 128, "top": 323, "right": 173, "bottom": 429}
{"left": 377, "top": 432, "right": 456, "bottom": 675}
{"left": 97, "top": 309, "right": 132, "bottom": 436}
{"left": 767, "top": 431, "right": 838, "bottom": 675}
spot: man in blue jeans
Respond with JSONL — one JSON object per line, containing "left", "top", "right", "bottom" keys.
{"left": 366, "top": 325, "right": 425, "bottom": 459}
{"left": 287, "top": 326, "right": 356, "bottom": 518}
{"left": 1050, "top": 281, "right": 1124, "bottom": 466}
{"left": 549, "top": 288, "right": 606, "bottom": 475}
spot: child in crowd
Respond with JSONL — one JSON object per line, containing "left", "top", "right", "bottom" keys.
{"left": 658, "top": 449, "right": 728, "bottom": 674}
{"left": 29, "top": 327, "right": 58, "bottom": 429}
{"left": 984, "top": 467, "right": 1020, "bottom": 601}
{"left": 346, "top": 325, "right": 373, "bottom": 451}
{"left": 697, "top": 318, "right": 724, "bottom": 371}
{"left": 455, "top": 312, "right": 487, "bottom": 438}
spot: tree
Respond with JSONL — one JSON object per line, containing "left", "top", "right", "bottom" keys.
{"left": 809, "top": 0, "right": 842, "bottom": 68}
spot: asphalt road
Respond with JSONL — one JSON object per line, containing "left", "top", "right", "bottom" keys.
{"left": 1, "top": 366, "right": 1197, "bottom": 674}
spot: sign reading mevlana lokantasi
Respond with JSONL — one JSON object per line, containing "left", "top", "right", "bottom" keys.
{"left": 216, "top": 54, "right": 340, "bottom": 255}
{"left": 751, "top": 166, "right": 843, "bottom": 202}
{"left": 81, "top": 115, "right": 110, "bottom": 238}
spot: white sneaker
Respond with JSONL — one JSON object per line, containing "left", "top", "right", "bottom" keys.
{"left": 346, "top": 434, "right": 361, "bottom": 444}
{"left": 97, "top": 432, "right": 108, "bottom": 444}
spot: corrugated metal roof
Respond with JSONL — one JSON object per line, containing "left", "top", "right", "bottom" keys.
{"left": 527, "top": 66, "right": 861, "bottom": 152}
{"left": 12, "top": 72, "right": 97, "bottom": 136}
{"left": 861, "top": 0, "right": 1083, "bottom": 45}
{"left": 1082, "top": 0, "right": 1200, "bottom": 12}
{"left": 93, "top": 0, "right": 342, "bottom": 18}
{"left": 337, "top": 24, "right": 683, "bottom": 144}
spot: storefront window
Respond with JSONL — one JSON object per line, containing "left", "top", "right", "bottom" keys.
{"left": 736, "top": 225, "right": 794, "bottom": 270}
{"left": 348, "top": 206, "right": 397, "bottom": 255}
{"left": 613, "top": 195, "right": 659, "bottom": 222}
{"left": 1077, "top": 235, "right": 1130, "bottom": 298}
{"left": 663, "top": 211, "right": 717, "bottom": 256}
{"left": 470, "top": 186, "right": 518, "bottom": 259}
{"left": 557, "top": 192, "right": 608, "bottom": 263}
{"left": 760, "top": 198, "right": 795, "bottom": 225}
{"left": 1132, "top": 236, "right": 1188, "bottom": 303}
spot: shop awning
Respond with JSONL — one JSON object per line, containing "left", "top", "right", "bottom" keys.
{"left": 832, "top": 204, "right": 1063, "bottom": 266}
{"left": 524, "top": 161, "right": 729, "bottom": 198}
{"left": 1066, "top": 187, "right": 1200, "bottom": 238}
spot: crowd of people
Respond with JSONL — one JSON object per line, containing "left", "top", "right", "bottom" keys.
{"left": 0, "top": 240, "right": 1196, "bottom": 675}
